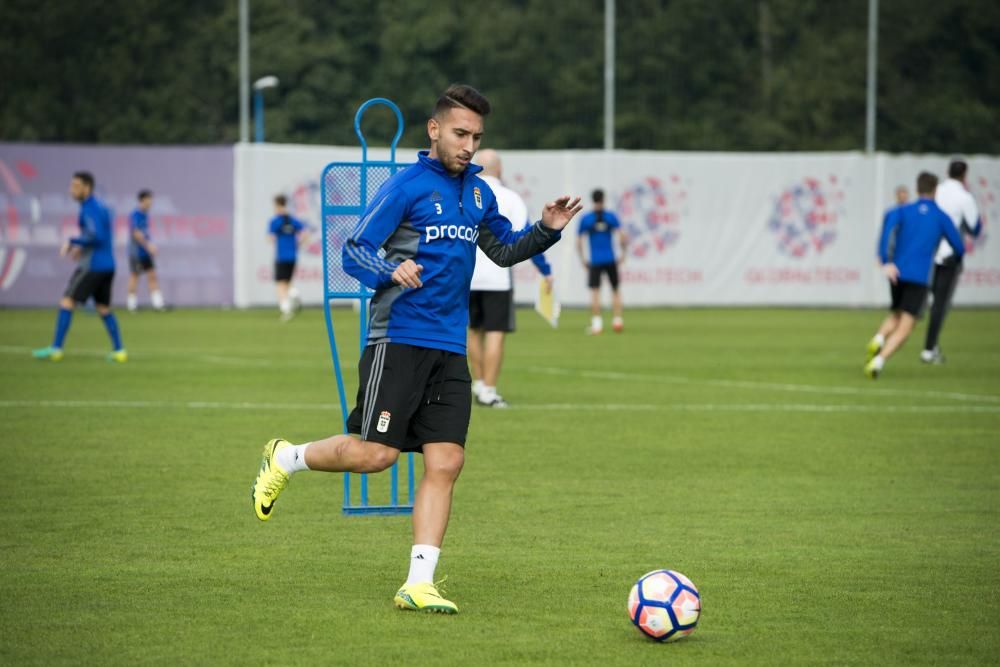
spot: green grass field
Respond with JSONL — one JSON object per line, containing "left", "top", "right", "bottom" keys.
{"left": 1, "top": 306, "right": 998, "bottom": 666}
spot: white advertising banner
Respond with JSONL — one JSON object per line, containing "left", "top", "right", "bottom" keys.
{"left": 234, "top": 145, "right": 1000, "bottom": 307}
{"left": 234, "top": 143, "right": 404, "bottom": 307}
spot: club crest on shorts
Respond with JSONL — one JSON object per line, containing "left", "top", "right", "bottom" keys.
{"left": 376, "top": 410, "right": 392, "bottom": 433}
{"left": 473, "top": 186, "right": 482, "bottom": 209}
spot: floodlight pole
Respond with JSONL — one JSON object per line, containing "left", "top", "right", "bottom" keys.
{"left": 239, "top": 0, "right": 249, "bottom": 143}
{"left": 253, "top": 76, "right": 280, "bottom": 143}
{"left": 865, "top": 0, "right": 878, "bottom": 153}
{"left": 604, "top": 0, "right": 615, "bottom": 151}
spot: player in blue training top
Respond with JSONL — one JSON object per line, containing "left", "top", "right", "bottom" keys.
{"left": 864, "top": 172, "right": 964, "bottom": 379}
{"left": 250, "top": 84, "right": 582, "bottom": 614}
{"left": 577, "top": 188, "right": 627, "bottom": 334}
{"left": 126, "top": 189, "right": 166, "bottom": 312}
{"left": 268, "top": 194, "right": 308, "bottom": 321}
{"left": 33, "top": 171, "right": 126, "bottom": 362}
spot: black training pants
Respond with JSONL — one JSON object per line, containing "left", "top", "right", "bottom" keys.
{"left": 924, "top": 257, "right": 963, "bottom": 352}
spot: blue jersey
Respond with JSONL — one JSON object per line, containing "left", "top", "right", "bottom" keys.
{"left": 70, "top": 195, "right": 114, "bottom": 272}
{"left": 343, "top": 150, "right": 561, "bottom": 354}
{"left": 269, "top": 215, "right": 305, "bottom": 263}
{"left": 578, "top": 209, "right": 621, "bottom": 265}
{"left": 878, "top": 198, "right": 964, "bottom": 286}
{"left": 129, "top": 209, "right": 151, "bottom": 261}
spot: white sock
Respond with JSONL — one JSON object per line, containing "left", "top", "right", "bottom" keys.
{"left": 406, "top": 544, "right": 440, "bottom": 585}
{"left": 289, "top": 286, "right": 300, "bottom": 300}
{"left": 151, "top": 290, "right": 165, "bottom": 309}
{"left": 127, "top": 294, "right": 138, "bottom": 311}
{"left": 472, "top": 379, "right": 484, "bottom": 397}
{"left": 275, "top": 443, "right": 311, "bottom": 474}
{"left": 872, "top": 355, "right": 885, "bottom": 370}
{"left": 612, "top": 315, "right": 624, "bottom": 326}
{"left": 874, "top": 333, "right": 885, "bottom": 346}
{"left": 280, "top": 299, "right": 292, "bottom": 315}
{"left": 591, "top": 315, "right": 603, "bottom": 330}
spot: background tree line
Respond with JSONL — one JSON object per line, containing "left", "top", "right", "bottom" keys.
{"left": 1, "top": 0, "right": 997, "bottom": 153}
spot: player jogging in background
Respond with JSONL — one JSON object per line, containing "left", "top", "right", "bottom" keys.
{"left": 577, "top": 188, "right": 627, "bottom": 334}
{"left": 249, "top": 84, "right": 581, "bottom": 614}
{"left": 921, "top": 159, "right": 982, "bottom": 364}
{"left": 32, "top": 171, "right": 126, "bottom": 363}
{"left": 865, "top": 172, "right": 964, "bottom": 379}
{"left": 468, "top": 148, "right": 553, "bottom": 408}
{"left": 126, "top": 189, "right": 166, "bottom": 312}
{"left": 269, "top": 194, "right": 307, "bottom": 321}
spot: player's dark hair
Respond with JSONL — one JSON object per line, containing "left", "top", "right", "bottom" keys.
{"left": 592, "top": 189, "right": 604, "bottom": 204}
{"left": 948, "top": 160, "right": 968, "bottom": 180}
{"left": 916, "top": 172, "right": 938, "bottom": 195}
{"left": 73, "top": 171, "right": 94, "bottom": 190}
{"left": 138, "top": 189, "right": 153, "bottom": 200}
{"left": 274, "top": 194, "right": 287, "bottom": 207}
{"left": 433, "top": 84, "right": 491, "bottom": 118}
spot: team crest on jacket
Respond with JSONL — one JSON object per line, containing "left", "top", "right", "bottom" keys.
{"left": 473, "top": 186, "right": 482, "bottom": 209}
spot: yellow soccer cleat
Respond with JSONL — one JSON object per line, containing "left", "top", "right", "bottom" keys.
{"left": 865, "top": 336, "right": 882, "bottom": 362}
{"left": 251, "top": 438, "right": 292, "bottom": 521}
{"left": 394, "top": 581, "right": 458, "bottom": 614}
{"left": 864, "top": 357, "right": 881, "bottom": 380}
{"left": 32, "top": 346, "right": 64, "bottom": 361}
{"left": 107, "top": 349, "right": 128, "bottom": 363}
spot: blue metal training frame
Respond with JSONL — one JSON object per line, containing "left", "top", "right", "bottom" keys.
{"left": 321, "top": 98, "right": 416, "bottom": 516}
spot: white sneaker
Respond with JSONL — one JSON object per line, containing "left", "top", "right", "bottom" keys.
{"left": 920, "top": 347, "right": 945, "bottom": 364}
{"left": 476, "top": 393, "right": 509, "bottom": 408}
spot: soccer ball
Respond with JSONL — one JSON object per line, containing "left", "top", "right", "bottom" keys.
{"left": 627, "top": 569, "right": 701, "bottom": 642}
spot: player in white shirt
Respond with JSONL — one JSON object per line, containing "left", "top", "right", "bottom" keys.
{"left": 468, "top": 149, "right": 553, "bottom": 408}
{"left": 922, "top": 159, "right": 982, "bottom": 363}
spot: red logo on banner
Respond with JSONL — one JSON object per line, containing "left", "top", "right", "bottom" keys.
{"left": 618, "top": 175, "right": 686, "bottom": 258}
{"left": 768, "top": 176, "right": 845, "bottom": 258}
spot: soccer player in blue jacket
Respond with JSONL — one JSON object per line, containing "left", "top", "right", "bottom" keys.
{"left": 126, "top": 189, "right": 166, "bottom": 312}
{"left": 250, "top": 84, "right": 582, "bottom": 613}
{"left": 577, "top": 189, "right": 627, "bottom": 333}
{"left": 864, "top": 172, "right": 964, "bottom": 379}
{"left": 268, "top": 194, "right": 308, "bottom": 321}
{"left": 33, "top": 172, "right": 126, "bottom": 363}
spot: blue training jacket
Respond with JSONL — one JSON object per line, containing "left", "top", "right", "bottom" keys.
{"left": 129, "top": 209, "right": 151, "bottom": 261}
{"left": 343, "top": 150, "right": 562, "bottom": 354}
{"left": 878, "top": 197, "right": 964, "bottom": 286}
{"left": 70, "top": 195, "right": 115, "bottom": 272}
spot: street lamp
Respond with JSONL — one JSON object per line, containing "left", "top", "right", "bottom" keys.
{"left": 253, "top": 75, "right": 280, "bottom": 143}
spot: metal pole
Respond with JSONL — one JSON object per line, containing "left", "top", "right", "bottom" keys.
{"left": 239, "top": 0, "right": 249, "bottom": 143}
{"left": 254, "top": 91, "right": 264, "bottom": 143}
{"left": 865, "top": 0, "right": 878, "bottom": 153}
{"left": 604, "top": 0, "right": 615, "bottom": 150}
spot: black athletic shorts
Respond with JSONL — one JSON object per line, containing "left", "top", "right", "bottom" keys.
{"left": 64, "top": 269, "right": 114, "bottom": 306}
{"left": 274, "top": 261, "right": 296, "bottom": 282}
{"left": 889, "top": 279, "right": 928, "bottom": 317}
{"left": 346, "top": 342, "right": 472, "bottom": 452}
{"left": 469, "top": 289, "right": 515, "bottom": 333}
{"left": 129, "top": 255, "right": 154, "bottom": 274}
{"left": 588, "top": 262, "right": 620, "bottom": 289}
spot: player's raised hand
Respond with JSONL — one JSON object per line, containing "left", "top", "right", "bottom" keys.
{"left": 541, "top": 196, "right": 583, "bottom": 231}
{"left": 392, "top": 259, "right": 424, "bottom": 288}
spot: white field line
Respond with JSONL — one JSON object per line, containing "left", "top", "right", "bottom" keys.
{"left": 0, "top": 345, "right": 324, "bottom": 369}
{"left": 1, "top": 399, "right": 998, "bottom": 414}
{"left": 4, "top": 344, "right": 998, "bottom": 405}
{"left": 525, "top": 366, "right": 1000, "bottom": 404}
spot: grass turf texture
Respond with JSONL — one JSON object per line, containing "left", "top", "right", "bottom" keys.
{"left": 1, "top": 306, "right": 998, "bottom": 666}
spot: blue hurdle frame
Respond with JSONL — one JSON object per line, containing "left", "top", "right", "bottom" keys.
{"left": 321, "top": 98, "right": 416, "bottom": 516}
